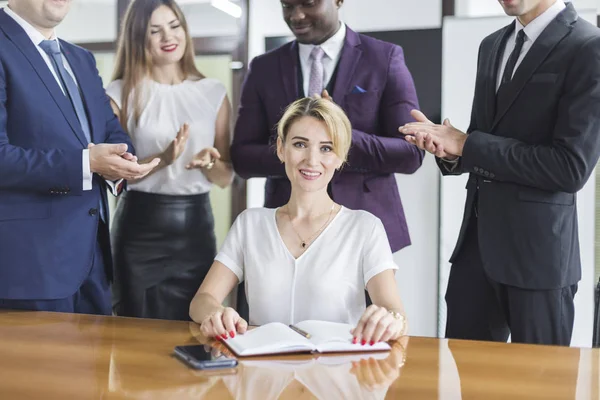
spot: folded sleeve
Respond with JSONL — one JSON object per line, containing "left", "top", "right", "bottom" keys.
{"left": 361, "top": 216, "right": 399, "bottom": 287}
{"left": 215, "top": 211, "right": 246, "bottom": 282}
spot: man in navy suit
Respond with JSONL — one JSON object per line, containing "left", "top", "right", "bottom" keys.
{"left": 0, "top": 0, "right": 159, "bottom": 314}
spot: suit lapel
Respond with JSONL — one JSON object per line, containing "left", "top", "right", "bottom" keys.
{"left": 492, "top": 4, "right": 576, "bottom": 129}
{"left": 280, "top": 41, "right": 300, "bottom": 105}
{"left": 332, "top": 28, "right": 362, "bottom": 108}
{"left": 484, "top": 23, "right": 514, "bottom": 130}
{"left": 60, "top": 41, "right": 96, "bottom": 144}
{"left": 0, "top": 10, "right": 86, "bottom": 147}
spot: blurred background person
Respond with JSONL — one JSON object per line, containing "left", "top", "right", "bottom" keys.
{"left": 107, "top": 0, "right": 234, "bottom": 321}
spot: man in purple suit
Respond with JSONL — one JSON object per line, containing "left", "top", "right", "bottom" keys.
{"left": 231, "top": 0, "right": 423, "bottom": 251}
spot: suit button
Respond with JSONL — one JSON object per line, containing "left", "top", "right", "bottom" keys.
{"left": 89, "top": 208, "right": 98, "bottom": 216}
{"left": 484, "top": 171, "right": 490, "bottom": 177}
{"left": 474, "top": 167, "right": 480, "bottom": 173}
{"left": 490, "top": 173, "right": 495, "bottom": 178}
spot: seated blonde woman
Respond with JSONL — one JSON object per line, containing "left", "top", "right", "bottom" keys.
{"left": 190, "top": 97, "right": 407, "bottom": 345}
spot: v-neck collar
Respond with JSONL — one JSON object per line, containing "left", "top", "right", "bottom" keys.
{"left": 272, "top": 206, "right": 345, "bottom": 262}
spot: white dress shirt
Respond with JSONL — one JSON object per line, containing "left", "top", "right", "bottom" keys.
{"left": 5, "top": 6, "right": 93, "bottom": 190}
{"left": 496, "top": 0, "right": 566, "bottom": 91}
{"left": 215, "top": 207, "right": 398, "bottom": 326}
{"left": 106, "top": 78, "right": 227, "bottom": 195}
{"left": 298, "top": 22, "right": 347, "bottom": 97}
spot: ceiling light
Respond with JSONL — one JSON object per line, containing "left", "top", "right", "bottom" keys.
{"left": 210, "top": 0, "right": 242, "bottom": 18}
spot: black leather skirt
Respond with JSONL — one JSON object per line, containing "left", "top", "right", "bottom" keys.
{"left": 110, "top": 190, "right": 216, "bottom": 321}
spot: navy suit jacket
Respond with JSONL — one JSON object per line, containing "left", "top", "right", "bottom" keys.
{"left": 231, "top": 27, "right": 423, "bottom": 252}
{"left": 0, "top": 9, "right": 134, "bottom": 300}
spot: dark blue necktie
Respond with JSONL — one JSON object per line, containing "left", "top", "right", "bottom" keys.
{"left": 39, "top": 39, "right": 91, "bottom": 143}
{"left": 39, "top": 40, "right": 106, "bottom": 222}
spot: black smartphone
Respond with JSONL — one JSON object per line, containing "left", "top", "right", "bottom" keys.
{"left": 173, "top": 345, "right": 238, "bottom": 370}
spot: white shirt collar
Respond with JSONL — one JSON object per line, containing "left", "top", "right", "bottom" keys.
{"left": 515, "top": 0, "right": 566, "bottom": 43}
{"left": 298, "top": 22, "right": 346, "bottom": 64}
{"left": 4, "top": 6, "right": 59, "bottom": 46}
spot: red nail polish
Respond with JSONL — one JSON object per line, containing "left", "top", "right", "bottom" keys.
{"left": 221, "top": 335, "right": 227, "bottom": 340}
{"left": 369, "top": 341, "right": 375, "bottom": 346}
{"left": 230, "top": 331, "right": 235, "bottom": 338}
{"left": 352, "top": 337, "right": 357, "bottom": 344}
{"left": 361, "top": 339, "right": 366, "bottom": 345}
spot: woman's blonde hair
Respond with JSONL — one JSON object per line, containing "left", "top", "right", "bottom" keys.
{"left": 277, "top": 97, "right": 352, "bottom": 163}
{"left": 112, "top": 0, "right": 203, "bottom": 130}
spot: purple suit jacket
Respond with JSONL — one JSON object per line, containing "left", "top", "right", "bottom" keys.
{"left": 231, "top": 27, "right": 423, "bottom": 252}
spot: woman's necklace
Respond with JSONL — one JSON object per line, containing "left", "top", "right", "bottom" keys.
{"left": 286, "top": 202, "right": 336, "bottom": 249}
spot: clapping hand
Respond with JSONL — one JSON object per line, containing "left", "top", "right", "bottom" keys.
{"left": 88, "top": 143, "right": 159, "bottom": 181}
{"left": 186, "top": 147, "right": 221, "bottom": 169}
{"left": 399, "top": 110, "right": 465, "bottom": 159}
{"left": 162, "top": 123, "right": 190, "bottom": 165}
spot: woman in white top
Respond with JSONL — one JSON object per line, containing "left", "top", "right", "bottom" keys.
{"left": 190, "top": 97, "right": 407, "bottom": 345}
{"left": 106, "top": 0, "right": 234, "bottom": 320}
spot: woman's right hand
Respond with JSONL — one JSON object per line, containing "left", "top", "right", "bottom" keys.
{"left": 199, "top": 306, "right": 248, "bottom": 340}
{"left": 161, "top": 123, "right": 189, "bottom": 165}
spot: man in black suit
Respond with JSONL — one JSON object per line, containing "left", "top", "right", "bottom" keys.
{"left": 400, "top": 0, "right": 600, "bottom": 345}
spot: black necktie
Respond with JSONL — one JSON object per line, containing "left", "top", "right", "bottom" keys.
{"left": 501, "top": 29, "right": 526, "bottom": 86}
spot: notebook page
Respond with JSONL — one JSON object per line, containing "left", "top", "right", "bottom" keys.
{"left": 225, "top": 322, "right": 314, "bottom": 356}
{"left": 294, "top": 320, "right": 390, "bottom": 353}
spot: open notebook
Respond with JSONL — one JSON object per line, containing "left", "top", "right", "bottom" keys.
{"left": 223, "top": 320, "right": 391, "bottom": 357}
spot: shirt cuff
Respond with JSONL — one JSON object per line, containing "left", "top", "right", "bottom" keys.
{"left": 82, "top": 149, "right": 92, "bottom": 191}
{"left": 105, "top": 179, "right": 124, "bottom": 196}
{"left": 440, "top": 157, "right": 460, "bottom": 172}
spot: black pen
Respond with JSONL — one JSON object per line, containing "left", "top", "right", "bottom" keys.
{"left": 289, "top": 324, "right": 312, "bottom": 339}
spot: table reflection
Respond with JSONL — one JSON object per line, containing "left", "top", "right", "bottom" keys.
{"left": 0, "top": 311, "right": 593, "bottom": 400}
{"left": 107, "top": 322, "right": 408, "bottom": 399}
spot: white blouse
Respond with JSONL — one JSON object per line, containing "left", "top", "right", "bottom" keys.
{"left": 105, "top": 78, "right": 227, "bottom": 195}
{"left": 215, "top": 207, "right": 399, "bottom": 326}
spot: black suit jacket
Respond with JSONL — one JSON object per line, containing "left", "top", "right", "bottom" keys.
{"left": 438, "top": 3, "right": 600, "bottom": 289}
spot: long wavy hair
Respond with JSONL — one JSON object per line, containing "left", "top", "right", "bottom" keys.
{"left": 112, "top": 0, "right": 203, "bottom": 129}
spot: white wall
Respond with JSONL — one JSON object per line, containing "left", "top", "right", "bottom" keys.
{"left": 60, "top": 0, "right": 117, "bottom": 43}
{"left": 182, "top": 3, "right": 239, "bottom": 37}
{"left": 247, "top": 0, "right": 443, "bottom": 338}
{"left": 248, "top": 0, "right": 442, "bottom": 58}
{"left": 455, "top": 0, "right": 597, "bottom": 18}
{"left": 57, "top": 0, "right": 239, "bottom": 42}
{"left": 441, "top": 10, "right": 598, "bottom": 347}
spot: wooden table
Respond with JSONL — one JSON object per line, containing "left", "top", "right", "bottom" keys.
{"left": 0, "top": 311, "right": 597, "bottom": 399}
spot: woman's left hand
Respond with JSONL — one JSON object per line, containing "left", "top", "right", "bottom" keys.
{"left": 351, "top": 305, "right": 406, "bottom": 345}
{"left": 186, "top": 147, "right": 221, "bottom": 170}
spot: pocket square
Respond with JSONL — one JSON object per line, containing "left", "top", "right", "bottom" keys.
{"left": 351, "top": 85, "right": 367, "bottom": 94}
